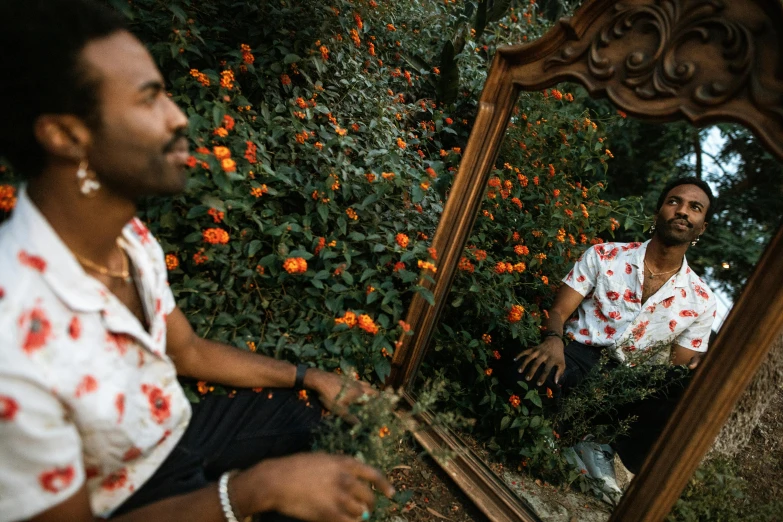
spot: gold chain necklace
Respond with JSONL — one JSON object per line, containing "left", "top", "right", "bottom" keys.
{"left": 74, "top": 240, "right": 132, "bottom": 283}
{"left": 643, "top": 259, "right": 681, "bottom": 280}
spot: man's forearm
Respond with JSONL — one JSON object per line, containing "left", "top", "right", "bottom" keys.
{"left": 541, "top": 310, "right": 567, "bottom": 337}
{"left": 172, "top": 336, "right": 298, "bottom": 389}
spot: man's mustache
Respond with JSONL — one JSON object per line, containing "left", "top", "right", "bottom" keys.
{"left": 668, "top": 217, "right": 692, "bottom": 228}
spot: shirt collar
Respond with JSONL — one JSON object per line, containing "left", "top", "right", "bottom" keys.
{"left": 631, "top": 239, "right": 690, "bottom": 288}
{"left": 8, "top": 187, "right": 112, "bottom": 313}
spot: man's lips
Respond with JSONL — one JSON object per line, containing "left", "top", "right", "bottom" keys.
{"left": 670, "top": 219, "right": 691, "bottom": 230}
{"left": 165, "top": 138, "right": 190, "bottom": 165}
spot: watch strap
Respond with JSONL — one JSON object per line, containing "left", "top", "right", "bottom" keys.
{"left": 294, "top": 363, "right": 309, "bottom": 389}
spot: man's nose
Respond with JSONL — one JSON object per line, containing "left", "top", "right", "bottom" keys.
{"left": 165, "top": 95, "right": 189, "bottom": 132}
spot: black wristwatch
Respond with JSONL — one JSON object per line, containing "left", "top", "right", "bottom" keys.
{"left": 542, "top": 331, "right": 565, "bottom": 344}
{"left": 294, "top": 363, "right": 310, "bottom": 389}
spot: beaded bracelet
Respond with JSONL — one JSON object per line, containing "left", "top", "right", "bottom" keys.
{"left": 218, "top": 471, "right": 240, "bottom": 522}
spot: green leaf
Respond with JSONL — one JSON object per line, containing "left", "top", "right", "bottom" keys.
{"left": 374, "top": 357, "right": 391, "bottom": 382}
{"left": 414, "top": 286, "right": 435, "bottom": 306}
{"left": 168, "top": 5, "right": 187, "bottom": 22}
{"left": 248, "top": 240, "right": 263, "bottom": 257}
{"left": 500, "top": 415, "right": 511, "bottom": 431}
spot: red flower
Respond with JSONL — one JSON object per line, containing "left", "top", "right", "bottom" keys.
{"left": 107, "top": 332, "right": 129, "bottom": 356}
{"left": 623, "top": 289, "right": 641, "bottom": 304}
{"left": 18, "top": 251, "right": 47, "bottom": 272}
{"left": 604, "top": 325, "right": 616, "bottom": 338}
{"left": 0, "top": 395, "right": 19, "bottom": 421}
{"left": 593, "top": 308, "right": 609, "bottom": 322}
{"left": 631, "top": 320, "right": 650, "bottom": 341}
{"left": 130, "top": 218, "right": 151, "bottom": 244}
{"left": 122, "top": 447, "right": 142, "bottom": 462}
{"left": 39, "top": 466, "right": 75, "bottom": 493}
{"left": 115, "top": 393, "right": 125, "bottom": 424}
{"left": 606, "top": 291, "right": 619, "bottom": 301}
{"left": 75, "top": 375, "right": 98, "bottom": 398}
{"left": 608, "top": 311, "right": 621, "bottom": 320}
{"left": 679, "top": 309, "right": 698, "bottom": 317}
{"left": 101, "top": 468, "right": 128, "bottom": 491}
{"left": 669, "top": 320, "right": 677, "bottom": 332}
{"left": 579, "top": 328, "right": 589, "bottom": 336}
{"left": 185, "top": 155, "right": 198, "bottom": 168}
{"left": 20, "top": 306, "right": 52, "bottom": 354}
{"left": 141, "top": 384, "right": 171, "bottom": 424}
{"left": 661, "top": 296, "right": 675, "bottom": 308}
{"left": 625, "top": 263, "right": 632, "bottom": 275}
{"left": 68, "top": 317, "right": 81, "bottom": 340}
{"left": 693, "top": 285, "right": 709, "bottom": 300}
{"left": 691, "top": 339, "right": 703, "bottom": 349}
{"left": 576, "top": 275, "right": 586, "bottom": 283}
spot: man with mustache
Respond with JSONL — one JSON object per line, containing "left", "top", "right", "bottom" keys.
{"left": 0, "top": 1, "right": 393, "bottom": 521}
{"left": 509, "top": 177, "right": 717, "bottom": 500}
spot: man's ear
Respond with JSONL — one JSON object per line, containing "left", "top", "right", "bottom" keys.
{"left": 33, "top": 115, "right": 92, "bottom": 163}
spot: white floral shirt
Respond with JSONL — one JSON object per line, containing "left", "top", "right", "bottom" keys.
{"left": 0, "top": 188, "right": 191, "bottom": 520}
{"left": 562, "top": 240, "right": 717, "bottom": 362}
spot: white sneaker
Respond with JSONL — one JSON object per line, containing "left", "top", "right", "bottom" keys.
{"left": 573, "top": 439, "right": 623, "bottom": 504}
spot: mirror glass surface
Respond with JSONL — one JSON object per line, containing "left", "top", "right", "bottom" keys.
{"left": 413, "top": 81, "right": 782, "bottom": 519}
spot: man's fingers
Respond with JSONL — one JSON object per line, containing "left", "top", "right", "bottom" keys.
{"left": 538, "top": 360, "right": 557, "bottom": 386}
{"left": 516, "top": 351, "right": 539, "bottom": 374}
{"left": 514, "top": 348, "right": 534, "bottom": 362}
{"left": 345, "top": 477, "right": 377, "bottom": 512}
{"left": 338, "top": 491, "right": 370, "bottom": 518}
{"left": 554, "top": 365, "right": 565, "bottom": 385}
{"left": 350, "top": 461, "right": 395, "bottom": 498}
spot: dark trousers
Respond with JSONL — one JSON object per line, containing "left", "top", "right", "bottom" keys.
{"left": 112, "top": 387, "right": 322, "bottom": 520}
{"left": 496, "top": 341, "right": 690, "bottom": 474}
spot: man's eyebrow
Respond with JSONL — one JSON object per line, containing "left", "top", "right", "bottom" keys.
{"left": 138, "top": 80, "right": 165, "bottom": 94}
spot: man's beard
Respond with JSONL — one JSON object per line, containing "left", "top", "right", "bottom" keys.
{"left": 655, "top": 216, "right": 699, "bottom": 247}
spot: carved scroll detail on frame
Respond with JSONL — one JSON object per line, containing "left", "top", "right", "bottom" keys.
{"left": 544, "top": 0, "right": 783, "bottom": 122}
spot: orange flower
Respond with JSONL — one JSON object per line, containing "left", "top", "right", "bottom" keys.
{"left": 393, "top": 261, "right": 405, "bottom": 272}
{"left": 546, "top": 388, "right": 554, "bottom": 399}
{"left": 346, "top": 208, "right": 358, "bottom": 220}
{"left": 0, "top": 184, "right": 17, "bottom": 212}
{"left": 207, "top": 208, "right": 224, "bottom": 223}
{"left": 386, "top": 23, "right": 396, "bottom": 31}
{"left": 494, "top": 262, "right": 507, "bottom": 274}
{"left": 481, "top": 333, "right": 492, "bottom": 344}
{"left": 419, "top": 181, "right": 430, "bottom": 191}
{"left": 298, "top": 389, "right": 309, "bottom": 401}
{"left": 213, "top": 146, "right": 231, "bottom": 160}
{"left": 365, "top": 173, "right": 376, "bottom": 182}
{"left": 220, "top": 69, "right": 235, "bottom": 90}
{"left": 458, "top": 257, "right": 475, "bottom": 273}
{"left": 246, "top": 340, "right": 257, "bottom": 352}
{"left": 508, "top": 304, "right": 525, "bottom": 323}
{"left": 493, "top": 350, "right": 501, "bottom": 360}
{"left": 250, "top": 185, "right": 268, "bottom": 198}
{"left": 357, "top": 314, "right": 379, "bottom": 335}
{"left": 541, "top": 276, "right": 549, "bottom": 285}
{"left": 213, "top": 127, "right": 229, "bottom": 138}
{"left": 485, "top": 368, "right": 493, "bottom": 376}
{"left": 514, "top": 245, "right": 529, "bottom": 256}
{"left": 473, "top": 249, "right": 487, "bottom": 261}
{"left": 185, "top": 156, "right": 197, "bottom": 168}
{"left": 314, "top": 142, "right": 324, "bottom": 151}
{"left": 396, "top": 138, "right": 406, "bottom": 149}
{"left": 335, "top": 310, "right": 358, "bottom": 328}
{"left": 379, "top": 426, "right": 391, "bottom": 438}
{"left": 193, "top": 250, "right": 208, "bottom": 265}
{"left": 617, "top": 110, "right": 627, "bottom": 118}
{"left": 320, "top": 45, "right": 330, "bottom": 61}
{"left": 189, "top": 69, "right": 211, "bottom": 87}
{"left": 427, "top": 247, "right": 437, "bottom": 260}
{"left": 398, "top": 320, "right": 411, "bottom": 333}
{"left": 513, "top": 262, "right": 526, "bottom": 273}
{"left": 381, "top": 172, "right": 395, "bottom": 180}
{"left": 395, "top": 233, "right": 409, "bottom": 249}
{"left": 335, "top": 126, "right": 347, "bottom": 136}
{"left": 165, "top": 254, "right": 179, "bottom": 271}
{"left": 281, "top": 74, "right": 292, "bottom": 86}
{"left": 221, "top": 158, "right": 236, "bottom": 172}
{"left": 509, "top": 395, "right": 521, "bottom": 408}
{"left": 223, "top": 115, "right": 235, "bottom": 131}
{"left": 417, "top": 260, "right": 437, "bottom": 273}
{"left": 197, "top": 381, "right": 209, "bottom": 395}
{"left": 203, "top": 228, "right": 229, "bottom": 245}
{"left": 283, "top": 257, "right": 307, "bottom": 275}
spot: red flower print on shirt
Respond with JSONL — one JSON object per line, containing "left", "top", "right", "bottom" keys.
{"left": 680, "top": 289, "right": 687, "bottom": 298}
{"left": 691, "top": 339, "right": 703, "bottom": 349}
{"left": 85, "top": 466, "right": 100, "bottom": 480}
{"left": 19, "top": 306, "right": 53, "bottom": 354}
{"left": 622, "top": 242, "right": 642, "bottom": 251}
{"left": 157, "top": 429, "right": 172, "bottom": 446}
{"left": 623, "top": 289, "right": 641, "bottom": 304}
{"left": 141, "top": 384, "right": 171, "bottom": 424}
{"left": 122, "top": 447, "right": 142, "bottom": 462}
{"left": 101, "top": 468, "right": 128, "bottom": 491}
{"left": 154, "top": 298, "right": 162, "bottom": 314}
{"left": 608, "top": 311, "right": 621, "bottom": 320}
{"left": 597, "top": 247, "right": 619, "bottom": 261}
{"left": 565, "top": 270, "right": 573, "bottom": 281}
{"left": 606, "top": 270, "right": 614, "bottom": 276}
{"left": 576, "top": 275, "right": 586, "bottom": 283}
{"left": 579, "top": 328, "right": 589, "bottom": 336}
{"left": 68, "top": 316, "right": 81, "bottom": 340}
{"left": 594, "top": 308, "right": 609, "bottom": 322}
{"left": 0, "top": 286, "right": 5, "bottom": 299}
{"left": 0, "top": 395, "right": 19, "bottom": 421}
{"left": 625, "top": 263, "right": 632, "bottom": 275}
{"left": 75, "top": 375, "right": 98, "bottom": 398}
{"left": 604, "top": 325, "right": 616, "bottom": 338}
{"left": 130, "top": 218, "right": 151, "bottom": 244}
{"left": 661, "top": 296, "right": 675, "bottom": 308}
{"left": 693, "top": 285, "right": 709, "bottom": 300}
{"left": 631, "top": 320, "right": 650, "bottom": 341}
{"left": 106, "top": 333, "right": 129, "bottom": 356}
{"left": 18, "top": 250, "right": 47, "bottom": 272}
{"left": 39, "top": 466, "right": 75, "bottom": 493}
{"left": 646, "top": 304, "right": 657, "bottom": 313}
{"left": 606, "top": 291, "right": 620, "bottom": 301}
{"left": 115, "top": 393, "right": 125, "bottom": 424}
{"left": 680, "top": 310, "right": 699, "bottom": 318}
{"left": 669, "top": 320, "right": 677, "bottom": 332}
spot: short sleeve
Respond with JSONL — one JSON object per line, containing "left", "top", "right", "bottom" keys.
{"left": 562, "top": 246, "right": 600, "bottom": 297}
{"left": 674, "top": 296, "right": 717, "bottom": 353}
{"left": 0, "top": 376, "right": 85, "bottom": 521}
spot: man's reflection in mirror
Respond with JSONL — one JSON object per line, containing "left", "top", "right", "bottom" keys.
{"left": 496, "top": 177, "right": 716, "bottom": 502}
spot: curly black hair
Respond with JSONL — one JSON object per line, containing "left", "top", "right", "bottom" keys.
{"left": 0, "top": 0, "right": 126, "bottom": 177}
{"left": 655, "top": 176, "right": 715, "bottom": 220}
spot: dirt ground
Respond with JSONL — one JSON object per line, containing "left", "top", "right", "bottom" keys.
{"left": 391, "top": 386, "right": 783, "bottom": 521}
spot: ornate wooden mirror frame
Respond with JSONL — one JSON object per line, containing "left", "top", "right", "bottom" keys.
{"left": 384, "top": 0, "right": 783, "bottom": 520}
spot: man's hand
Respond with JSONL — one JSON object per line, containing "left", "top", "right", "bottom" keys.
{"left": 514, "top": 337, "right": 566, "bottom": 386}
{"left": 304, "top": 369, "right": 375, "bottom": 417}
{"left": 248, "top": 452, "right": 395, "bottom": 522}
